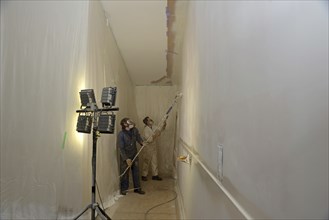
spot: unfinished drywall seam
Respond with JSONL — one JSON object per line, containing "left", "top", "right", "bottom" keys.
{"left": 150, "top": 0, "right": 176, "bottom": 86}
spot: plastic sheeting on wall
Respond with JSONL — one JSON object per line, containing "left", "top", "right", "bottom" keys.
{"left": 0, "top": 1, "right": 137, "bottom": 219}
{"left": 177, "top": 1, "right": 328, "bottom": 219}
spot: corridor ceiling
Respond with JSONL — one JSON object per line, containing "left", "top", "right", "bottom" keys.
{"left": 101, "top": 1, "right": 168, "bottom": 86}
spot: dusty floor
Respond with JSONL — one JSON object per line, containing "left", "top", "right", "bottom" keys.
{"left": 105, "top": 178, "right": 179, "bottom": 220}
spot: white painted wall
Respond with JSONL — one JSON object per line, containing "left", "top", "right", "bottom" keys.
{"left": 177, "top": 1, "right": 328, "bottom": 219}
{"left": 0, "top": 0, "right": 136, "bottom": 218}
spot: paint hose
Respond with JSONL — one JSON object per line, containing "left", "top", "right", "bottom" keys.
{"left": 119, "top": 92, "right": 183, "bottom": 178}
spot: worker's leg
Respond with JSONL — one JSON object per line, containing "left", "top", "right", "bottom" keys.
{"left": 120, "top": 158, "right": 129, "bottom": 194}
{"left": 150, "top": 149, "right": 159, "bottom": 176}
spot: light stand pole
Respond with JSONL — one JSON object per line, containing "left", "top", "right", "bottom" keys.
{"left": 74, "top": 88, "right": 118, "bottom": 220}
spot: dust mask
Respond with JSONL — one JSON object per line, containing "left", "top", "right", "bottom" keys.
{"left": 126, "top": 120, "right": 135, "bottom": 130}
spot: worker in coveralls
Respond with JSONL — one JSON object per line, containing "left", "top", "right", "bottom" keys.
{"left": 117, "top": 118, "right": 145, "bottom": 195}
{"left": 141, "top": 116, "right": 166, "bottom": 181}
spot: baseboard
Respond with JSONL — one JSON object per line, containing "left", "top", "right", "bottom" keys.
{"left": 175, "top": 180, "right": 186, "bottom": 219}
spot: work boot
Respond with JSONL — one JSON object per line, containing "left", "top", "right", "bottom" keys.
{"left": 152, "top": 175, "right": 162, "bottom": 181}
{"left": 134, "top": 189, "right": 145, "bottom": 195}
{"left": 141, "top": 176, "right": 147, "bottom": 181}
{"left": 120, "top": 190, "right": 127, "bottom": 195}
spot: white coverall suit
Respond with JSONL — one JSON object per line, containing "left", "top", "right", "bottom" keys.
{"left": 142, "top": 126, "right": 159, "bottom": 177}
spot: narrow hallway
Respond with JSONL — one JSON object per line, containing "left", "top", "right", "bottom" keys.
{"left": 0, "top": 1, "right": 328, "bottom": 219}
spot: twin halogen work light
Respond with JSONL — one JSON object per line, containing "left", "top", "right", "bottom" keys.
{"left": 76, "top": 87, "right": 118, "bottom": 134}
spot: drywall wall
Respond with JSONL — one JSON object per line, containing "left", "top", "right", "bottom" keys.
{"left": 176, "top": 1, "right": 328, "bottom": 219}
{"left": 134, "top": 86, "right": 178, "bottom": 178}
{"left": 0, "top": 0, "right": 136, "bottom": 218}
{"left": 83, "top": 0, "right": 139, "bottom": 209}
{"left": 0, "top": 1, "right": 89, "bottom": 218}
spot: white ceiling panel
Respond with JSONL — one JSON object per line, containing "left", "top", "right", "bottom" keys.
{"left": 101, "top": 1, "right": 167, "bottom": 85}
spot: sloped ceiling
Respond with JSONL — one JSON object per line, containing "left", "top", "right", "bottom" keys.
{"left": 100, "top": 0, "right": 168, "bottom": 86}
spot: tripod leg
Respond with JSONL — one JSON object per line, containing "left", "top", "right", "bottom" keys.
{"left": 95, "top": 205, "right": 111, "bottom": 220}
{"left": 73, "top": 204, "right": 93, "bottom": 220}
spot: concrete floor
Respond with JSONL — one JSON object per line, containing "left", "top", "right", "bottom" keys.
{"left": 105, "top": 178, "right": 179, "bottom": 220}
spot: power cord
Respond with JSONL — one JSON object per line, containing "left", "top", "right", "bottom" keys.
{"left": 144, "top": 190, "right": 178, "bottom": 220}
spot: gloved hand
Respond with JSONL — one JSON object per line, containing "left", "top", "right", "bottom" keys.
{"left": 154, "top": 130, "right": 160, "bottom": 137}
{"left": 162, "top": 121, "right": 167, "bottom": 130}
{"left": 126, "top": 159, "right": 132, "bottom": 166}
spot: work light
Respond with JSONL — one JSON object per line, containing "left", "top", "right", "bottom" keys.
{"left": 101, "top": 87, "right": 117, "bottom": 107}
{"left": 79, "top": 89, "right": 96, "bottom": 108}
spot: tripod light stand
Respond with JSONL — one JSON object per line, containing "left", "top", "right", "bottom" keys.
{"left": 74, "top": 87, "right": 119, "bottom": 220}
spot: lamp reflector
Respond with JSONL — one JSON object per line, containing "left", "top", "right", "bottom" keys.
{"left": 76, "top": 115, "right": 92, "bottom": 133}
{"left": 98, "top": 114, "right": 116, "bottom": 134}
{"left": 101, "top": 87, "right": 117, "bottom": 107}
{"left": 79, "top": 89, "right": 96, "bottom": 107}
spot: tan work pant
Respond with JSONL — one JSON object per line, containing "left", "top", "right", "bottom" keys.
{"left": 142, "top": 143, "right": 158, "bottom": 177}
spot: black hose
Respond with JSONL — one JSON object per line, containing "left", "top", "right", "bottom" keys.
{"left": 144, "top": 189, "right": 178, "bottom": 220}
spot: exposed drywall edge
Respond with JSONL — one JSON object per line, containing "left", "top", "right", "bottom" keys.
{"left": 175, "top": 180, "right": 186, "bottom": 220}
{"left": 180, "top": 138, "right": 253, "bottom": 220}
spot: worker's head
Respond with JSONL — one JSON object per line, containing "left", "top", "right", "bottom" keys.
{"left": 143, "top": 116, "right": 154, "bottom": 127}
{"left": 120, "top": 118, "right": 135, "bottom": 131}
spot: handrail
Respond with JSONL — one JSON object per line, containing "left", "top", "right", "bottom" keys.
{"left": 179, "top": 138, "right": 253, "bottom": 220}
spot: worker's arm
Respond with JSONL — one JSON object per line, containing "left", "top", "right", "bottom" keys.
{"left": 161, "top": 120, "right": 167, "bottom": 131}
{"left": 144, "top": 126, "right": 158, "bottom": 143}
{"left": 117, "top": 132, "right": 128, "bottom": 161}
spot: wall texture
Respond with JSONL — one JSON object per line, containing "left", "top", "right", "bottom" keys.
{"left": 176, "top": 1, "right": 328, "bottom": 219}
{"left": 0, "top": 0, "right": 136, "bottom": 218}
